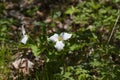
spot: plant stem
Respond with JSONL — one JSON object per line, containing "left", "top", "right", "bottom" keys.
{"left": 107, "top": 9, "right": 120, "bottom": 44}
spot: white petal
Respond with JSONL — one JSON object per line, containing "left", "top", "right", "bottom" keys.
{"left": 60, "top": 32, "right": 72, "bottom": 40}
{"left": 22, "top": 25, "right": 26, "bottom": 35}
{"left": 21, "top": 35, "right": 28, "bottom": 44}
{"left": 49, "top": 34, "right": 58, "bottom": 42}
{"left": 55, "top": 41, "right": 65, "bottom": 51}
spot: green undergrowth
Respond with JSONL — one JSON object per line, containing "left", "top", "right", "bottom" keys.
{"left": 0, "top": 0, "right": 120, "bottom": 80}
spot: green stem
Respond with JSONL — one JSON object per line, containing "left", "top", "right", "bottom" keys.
{"left": 107, "top": 9, "right": 120, "bottom": 45}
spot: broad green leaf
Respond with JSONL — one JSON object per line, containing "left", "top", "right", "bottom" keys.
{"left": 30, "top": 45, "right": 39, "bottom": 57}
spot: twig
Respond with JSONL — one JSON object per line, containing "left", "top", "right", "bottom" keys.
{"left": 107, "top": 10, "right": 120, "bottom": 44}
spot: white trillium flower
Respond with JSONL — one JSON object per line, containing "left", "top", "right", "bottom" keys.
{"left": 20, "top": 25, "right": 28, "bottom": 44}
{"left": 21, "top": 35, "right": 28, "bottom": 44}
{"left": 49, "top": 32, "right": 72, "bottom": 51}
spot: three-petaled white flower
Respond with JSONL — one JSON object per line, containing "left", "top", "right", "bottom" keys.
{"left": 20, "top": 25, "right": 28, "bottom": 44}
{"left": 49, "top": 32, "right": 72, "bottom": 51}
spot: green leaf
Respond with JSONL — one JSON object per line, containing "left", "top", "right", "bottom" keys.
{"left": 115, "top": 31, "right": 120, "bottom": 39}
{"left": 90, "top": 59, "right": 101, "bottom": 67}
{"left": 63, "top": 72, "right": 71, "bottom": 78}
{"left": 30, "top": 45, "right": 39, "bottom": 57}
{"left": 52, "top": 11, "right": 61, "bottom": 19}
{"left": 70, "top": 43, "right": 86, "bottom": 51}
{"left": 65, "top": 6, "right": 79, "bottom": 15}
